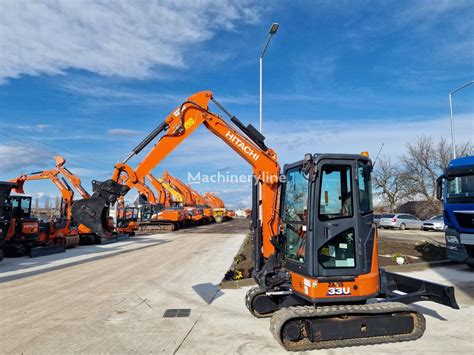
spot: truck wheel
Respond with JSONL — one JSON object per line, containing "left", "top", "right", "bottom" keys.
{"left": 467, "top": 263, "right": 474, "bottom": 270}
{"left": 0, "top": 248, "right": 4, "bottom": 262}
{"left": 399, "top": 223, "right": 406, "bottom": 231}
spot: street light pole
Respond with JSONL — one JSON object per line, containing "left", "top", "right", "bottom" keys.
{"left": 448, "top": 80, "right": 474, "bottom": 159}
{"left": 259, "top": 23, "right": 279, "bottom": 133}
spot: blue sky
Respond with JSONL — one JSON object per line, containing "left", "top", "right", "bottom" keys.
{"left": 0, "top": 0, "right": 473, "bottom": 208}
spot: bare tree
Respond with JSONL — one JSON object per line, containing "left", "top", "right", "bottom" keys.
{"left": 400, "top": 135, "right": 473, "bottom": 201}
{"left": 373, "top": 157, "right": 406, "bottom": 212}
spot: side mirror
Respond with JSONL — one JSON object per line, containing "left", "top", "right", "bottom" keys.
{"left": 436, "top": 176, "right": 444, "bottom": 201}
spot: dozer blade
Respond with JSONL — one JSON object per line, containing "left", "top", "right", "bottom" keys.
{"left": 271, "top": 302, "right": 425, "bottom": 351}
{"left": 29, "top": 245, "right": 65, "bottom": 258}
{"left": 71, "top": 179, "right": 130, "bottom": 237}
{"left": 381, "top": 270, "right": 459, "bottom": 309}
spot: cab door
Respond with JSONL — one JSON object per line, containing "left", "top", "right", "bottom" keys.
{"left": 313, "top": 159, "right": 361, "bottom": 277}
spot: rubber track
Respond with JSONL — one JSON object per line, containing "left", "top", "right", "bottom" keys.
{"left": 245, "top": 286, "right": 273, "bottom": 318}
{"left": 270, "top": 302, "right": 426, "bottom": 351}
{"left": 139, "top": 223, "right": 175, "bottom": 233}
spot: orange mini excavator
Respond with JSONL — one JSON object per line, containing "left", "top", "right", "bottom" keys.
{"left": 72, "top": 91, "right": 458, "bottom": 351}
{"left": 6, "top": 169, "right": 79, "bottom": 256}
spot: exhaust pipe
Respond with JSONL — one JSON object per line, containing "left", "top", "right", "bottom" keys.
{"left": 71, "top": 179, "right": 130, "bottom": 237}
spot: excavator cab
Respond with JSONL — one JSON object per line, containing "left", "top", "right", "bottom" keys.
{"left": 0, "top": 181, "right": 16, "bottom": 261}
{"left": 280, "top": 154, "right": 375, "bottom": 288}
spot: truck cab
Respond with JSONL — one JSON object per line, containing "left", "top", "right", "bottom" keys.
{"left": 437, "top": 156, "right": 474, "bottom": 267}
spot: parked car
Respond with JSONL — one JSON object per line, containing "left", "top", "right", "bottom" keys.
{"left": 374, "top": 214, "right": 382, "bottom": 228}
{"left": 379, "top": 213, "right": 424, "bottom": 230}
{"left": 422, "top": 214, "right": 445, "bottom": 231}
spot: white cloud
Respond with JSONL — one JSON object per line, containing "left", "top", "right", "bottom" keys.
{"left": 0, "top": 0, "right": 260, "bottom": 83}
{"left": 0, "top": 145, "right": 52, "bottom": 174}
{"left": 60, "top": 81, "right": 258, "bottom": 107}
{"left": 264, "top": 114, "right": 474, "bottom": 164}
{"left": 108, "top": 128, "right": 140, "bottom": 136}
{"left": 0, "top": 123, "right": 52, "bottom": 132}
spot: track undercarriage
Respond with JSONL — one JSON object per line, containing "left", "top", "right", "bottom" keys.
{"left": 245, "top": 270, "right": 458, "bottom": 351}
{"left": 138, "top": 221, "right": 178, "bottom": 233}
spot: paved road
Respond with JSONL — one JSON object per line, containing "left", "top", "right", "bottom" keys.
{"left": 1, "top": 219, "right": 472, "bottom": 354}
{"left": 0, "top": 220, "right": 247, "bottom": 354}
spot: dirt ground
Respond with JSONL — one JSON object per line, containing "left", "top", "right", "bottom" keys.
{"left": 225, "top": 225, "right": 448, "bottom": 280}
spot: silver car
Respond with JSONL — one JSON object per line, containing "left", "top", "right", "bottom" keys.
{"left": 379, "top": 213, "right": 424, "bottom": 230}
{"left": 374, "top": 214, "right": 383, "bottom": 228}
{"left": 422, "top": 215, "right": 445, "bottom": 231}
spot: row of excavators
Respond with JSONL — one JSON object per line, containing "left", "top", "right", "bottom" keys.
{"left": 1, "top": 90, "right": 459, "bottom": 351}
{"left": 0, "top": 154, "right": 232, "bottom": 259}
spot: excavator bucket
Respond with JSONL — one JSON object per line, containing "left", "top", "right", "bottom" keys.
{"left": 71, "top": 179, "right": 129, "bottom": 237}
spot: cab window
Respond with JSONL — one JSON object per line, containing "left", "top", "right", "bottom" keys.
{"left": 283, "top": 166, "right": 308, "bottom": 263}
{"left": 318, "top": 228, "right": 356, "bottom": 268}
{"left": 319, "top": 165, "right": 352, "bottom": 221}
{"left": 358, "top": 161, "right": 373, "bottom": 215}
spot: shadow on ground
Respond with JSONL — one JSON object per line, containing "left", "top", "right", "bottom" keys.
{"left": 192, "top": 282, "right": 224, "bottom": 304}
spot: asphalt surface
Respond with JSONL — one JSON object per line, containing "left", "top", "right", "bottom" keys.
{"left": 1, "top": 218, "right": 472, "bottom": 354}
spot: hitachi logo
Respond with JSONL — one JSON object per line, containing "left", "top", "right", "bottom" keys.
{"left": 226, "top": 131, "right": 260, "bottom": 161}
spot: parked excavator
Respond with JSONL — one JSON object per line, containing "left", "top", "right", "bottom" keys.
{"left": 133, "top": 173, "right": 186, "bottom": 232}
{"left": 72, "top": 91, "right": 458, "bottom": 351}
{"left": 0, "top": 181, "right": 16, "bottom": 261}
{"left": 9, "top": 170, "right": 80, "bottom": 250}
{"left": 115, "top": 196, "right": 139, "bottom": 236}
{"left": 186, "top": 183, "right": 214, "bottom": 223}
{"left": 155, "top": 172, "right": 203, "bottom": 226}
{"left": 204, "top": 192, "right": 234, "bottom": 223}
{"left": 162, "top": 170, "right": 209, "bottom": 224}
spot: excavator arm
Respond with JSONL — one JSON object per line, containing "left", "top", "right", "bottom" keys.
{"left": 187, "top": 184, "right": 209, "bottom": 207}
{"left": 72, "top": 91, "right": 280, "bottom": 259}
{"left": 145, "top": 174, "right": 168, "bottom": 206}
{"left": 162, "top": 170, "right": 195, "bottom": 206}
{"left": 156, "top": 176, "right": 184, "bottom": 205}
{"left": 204, "top": 192, "right": 225, "bottom": 208}
{"left": 54, "top": 156, "right": 91, "bottom": 199}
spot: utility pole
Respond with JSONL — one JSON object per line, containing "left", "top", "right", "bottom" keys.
{"left": 259, "top": 23, "right": 279, "bottom": 133}
{"left": 448, "top": 80, "right": 474, "bottom": 159}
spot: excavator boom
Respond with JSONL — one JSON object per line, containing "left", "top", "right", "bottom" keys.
{"left": 72, "top": 91, "right": 279, "bottom": 259}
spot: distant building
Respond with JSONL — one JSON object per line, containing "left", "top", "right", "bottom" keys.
{"left": 235, "top": 209, "right": 248, "bottom": 218}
